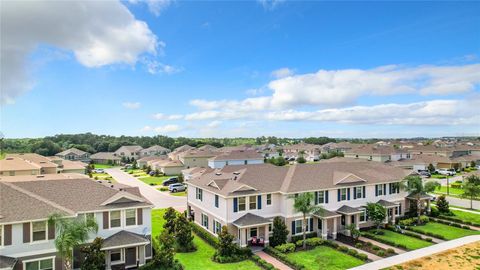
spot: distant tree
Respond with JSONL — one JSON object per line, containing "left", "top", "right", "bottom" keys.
{"left": 365, "top": 202, "right": 386, "bottom": 234}
{"left": 80, "top": 237, "right": 105, "bottom": 270}
{"left": 31, "top": 139, "right": 62, "bottom": 156}
{"left": 436, "top": 195, "right": 450, "bottom": 214}
{"left": 291, "top": 192, "right": 323, "bottom": 249}
{"left": 462, "top": 175, "right": 480, "bottom": 209}
{"left": 471, "top": 161, "right": 477, "bottom": 168}
{"left": 163, "top": 207, "right": 177, "bottom": 234}
{"left": 453, "top": 163, "right": 460, "bottom": 172}
{"left": 296, "top": 156, "right": 306, "bottom": 163}
{"left": 177, "top": 173, "right": 184, "bottom": 183}
{"left": 466, "top": 175, "right": 480, "bottom": 185}
{"left": 427, "top": 163, "right": 436, "bottom": 173}
{"left": 270, "top": 217, "right": 289, "bottom": 247}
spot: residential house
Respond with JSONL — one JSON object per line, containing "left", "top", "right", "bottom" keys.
{"left": 182, "top": 167, "right": 213, "bottom": 181}
{"left": 197, "top": 145, "right": 218, "bottom": 151}
{"left": 136, "top": 156, "right": 167, "bottom": 169}
{"left": 0, "top": 173, "right": 153, "bottom": 270}
{"left": 186, "top": 159, "right": 413, "bottom": 247}
{"left": 208, "top": 150, "right": 264, "bottom": 169}
{"left": 178, "top": 149, "right": 218, "bottom": 168}
{"left": 5, "top": 154, "right": 58, "bottom": 175}
{"left": 55, "top": 148, "right": 90, "bottom": 162}
{"left": 282, "top": 143, "right": 321, "bottom": 161}
{"left": 168, "top": 145, "right": 195, "bottom": 160}
{"left": 151, "top": 160, "right": 184, "bottom": 175}
{"left": 344, "top": 145, "right": 411, "bottom": 162}
{"left": 90, "top": 152, "right": 121, "bottom": 165}
{"left": 114, "top": 146, "right": 144, "bottom": 160}
{"left": 139, "top": 145, "right": 170, "bottom": 157}
{"left": 0, "top": 157, "right": 42, "bottom": 176}
{"left": 57, "top": 159, "right": 88, "bottom": 174}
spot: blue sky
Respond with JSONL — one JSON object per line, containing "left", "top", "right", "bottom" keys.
{"left": 1, "top": 0, "right": 479, "bottom": 138}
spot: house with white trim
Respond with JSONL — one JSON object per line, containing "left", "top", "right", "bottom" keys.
{"left": 208, "top": 150, "right": 264, "bottom": 169}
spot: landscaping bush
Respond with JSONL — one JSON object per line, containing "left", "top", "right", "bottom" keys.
{"left": 347, "top": 249, "right": 358, "bottom": 256}
{"left": 399, "top": 218, "right": 414, "bottom": 227}
{"left": 462, "top": 225, "right": 471, "bottom": 229}
{"left": 250, "top": 255, "right": 276, "bottom": 270}
{"left": 355, "top": 243, "right": 363, "bottom": 249}
{"left": 264, "top": 247, "right": 306, "bottom": 270}
{"left": 295, "top": 240, "right": 303, "bottom": 248}
{"left": 418, "top": 215, "right": 430, "bottom": 224}
{"left": 275, "top": 243, "right": 296, "bottom": 253}
{"left": 304, "top": 237, "right": 323, "bottom": 248}
{"left": 290, "top": 232, "right": 317, "bottom": 243}
{"left": 191, "top": 222, "right": 219, "bottom": 247}
{"left": 425, "top": 238, "right": 433, "bottom": 242}
{"left": 429, "top": 207, "right": 440, "bottom": 217}
{"left": 406, "top": 227, "right": 446, "bottom": 240}
{"left": 357, "top": 253, "right": 368, "bottom": 261}
{"left": 451, "top": 183, "right": 462, "bottom": 188}
{"left": 386, "top": 248, "right": 395, "bottom": 254}
{"left": 377, "top": 250, "right": 385, "bottom": 257}
{"left": 372, "top": 245, "right": 380, "bottom": 251}
{"left": 338, "top": 245, "right": 349, "bottom": 252}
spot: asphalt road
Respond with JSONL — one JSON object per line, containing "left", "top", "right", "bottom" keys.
{"left": 105, "top": 168, "right": 187, "bottom": 211}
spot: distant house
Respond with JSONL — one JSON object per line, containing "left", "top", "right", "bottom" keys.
{"left": 0, "top": 157, "right": 42, "bottom": 176}
{"left": 197, "top": 144, "right": 218, "bottom": 151}
{"left": 178, "top": 149, "right": 218, "bottom": 168}
{"left": 151, "top": 159, "right": 185, "bottom": 175}
{"left": 55, "top": 147, "right": 90, "bottom": 162}
{"left": 208, "top": 150, "right": 264, "bottom": 169}
{"left": 137, "top": 156, "right": 167, "bottom": 168}
{"left": 57, "top": 159, "right": 88, "bottom": 174}
{"left": 282, "top": 142, "right": 321, "bottom": 161}
{"left": 140, "top": 145, "right": 171, "bottom": 157}
{"left": 90, "top": 152, "right": 121, "bottom": 165}
{"left": 3, "top": 153, "right": 58, "bottom": 175}
{"left": 115, "top": 145, "right": 144, "bottom": 160}
{"left": 344, "top": 145, "right": 411, "bottom": 162}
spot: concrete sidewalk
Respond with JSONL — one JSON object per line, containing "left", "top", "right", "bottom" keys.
{"left": 349, "top": 235, "right": 480, "bottom": 270}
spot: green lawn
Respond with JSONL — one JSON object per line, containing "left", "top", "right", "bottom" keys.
{"left": 139, "top": 176, "right": 171, "bottom": 185}
{"left": 91, "top": 173, "right": 114, "bottom": 181}
{"left": 450, "top": 209, "right": 480, "bottom": 224}
{"left": 92, "top": 163, "right": 115, "bottom": 169}
{"left": 151, "top": 209, "right": 260, "bottom": 270}
{"left": 171, "top": 191, "right": 187, "bottom": 197}
{"left": 365, "top": 229, "right": 432, "bottom": 250}
{"left": 411, "top": 222, "right": 480, "bottom": 240}
{"left": 285, "top": 246, "right": 364, "bottom": 270}
{"left": 434, "top": 186, "right": 465, "bottom": 196}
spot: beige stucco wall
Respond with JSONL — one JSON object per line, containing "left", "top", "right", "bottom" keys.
{"left": 0, "top": 169, "right": 40, "bottom": 176}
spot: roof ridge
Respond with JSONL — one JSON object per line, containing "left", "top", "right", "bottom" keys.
{"left": 280, "top": 164, "right": 297, "bottom": 192}
{"left": 2, "top": 181, "right": 76, "bottom": 216}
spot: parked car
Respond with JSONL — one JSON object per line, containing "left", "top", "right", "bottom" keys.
{"left": 162, "top": 177, "right": 179, "bottom": 186}
{"left": 169, "top": 183, "right": 186, "bottom": 193}
{"left": 418, "top": 170, "right": 431, "bottom": 177}
{"left": 149, "top": 171, "right": 156, "bottom": 176}
{"left": 93, "top": 169, "right": 105, "bottom": 173}
{"left": 436, "top": 169, "right": 455, "bottom": 176}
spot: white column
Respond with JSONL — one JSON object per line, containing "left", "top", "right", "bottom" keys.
{"left": 321, "top": 219, "right": 328, "bottom": 239}
{"left": 384, "top": 209, "right": 389, "bottom": 224}
{"left": 345, "top": 215, "right": 351, "bottom": 236}
{"left": 264, "top": 224, "right": 270, "bottom": 245}
{"left": 139, "top": 246, "right": 145, "bottom": 266}
{"left": 355, "top": 214, "right": 360, "bottom": 230}
{"left": 332, "top": 218, "right": 338, "bottom": 239}
{"left": 105, "top": 250, "right": 111, "bottom": 270}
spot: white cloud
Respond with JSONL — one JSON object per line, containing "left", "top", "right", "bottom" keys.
{"left": 123, "top": 102, "right": 141, "bottom": 109}
{"left": 154, "top": 124, "right": 182, "bottom": 133}
{"left": 207, "top": 121, "right": 222, "bottom": 128}
{"left": 1, "top": 0, "right": 159, "bottom": 104}
{"left": 152, "top": 113, "right": 184, "bottom": 120}
{"left": 271, "top": 67, "right": 294, "bottom": 78}
{"left": 144, "top": 58, "right": 182, "bottom": 74}
{"left": 140, "top": 125, "right": 153, "bottom": 132}
{"left": 258, "top": 0, "right": 285, "bottom": 10}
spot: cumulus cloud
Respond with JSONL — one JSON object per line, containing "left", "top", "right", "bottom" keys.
{"left": 1, "top": 0, "right": 159, "bottom": 104}
{"left": 271, "top": 67, "right": 294, "bottom": 78}
{"left": 123, "top": 102, "right": 141, "bottom": 109}
{"left": 154, "top": 124, "right": 182, "bottom": 133}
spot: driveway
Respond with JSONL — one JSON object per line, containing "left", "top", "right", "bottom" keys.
{"left": 105, "top": 168, "right": 187, "bottom": 211}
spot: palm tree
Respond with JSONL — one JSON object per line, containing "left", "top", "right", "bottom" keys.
{"left": 48, "top": 213, "right": 98, "bottom": 270}
{"left": 290, "top": 192, "right": 323, "bottom": 249}
{"left": 401, "top": 175, "right": 439, "bottom": 224}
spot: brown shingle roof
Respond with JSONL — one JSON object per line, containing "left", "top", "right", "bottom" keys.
{"left": 210, "top": 150, "right": 263, "bottom": 161}
{"left": 0, "top": 157, "right": 41, "bottom": 171}
{"left": 56, "top": 147, "right": 88, "bottom": 156}
{"left": 90, "top": 152, "right": 121, "bottom": 160}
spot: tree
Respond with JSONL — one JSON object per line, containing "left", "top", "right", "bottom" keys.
{"left": 163, "top": 207, "right": 177, "bottom": 234}
{"left": 296, "top": 156, "right": 306, "bottom": 163}
{"left": 149, "top": 230, "right": 181, "bottom": 269}
{"left": 270, "top": 216, "right": 289, "bottom": 247}
{"left": 48, "top": 214, "right": 98, "bottom": 270}
{"left": 427, "top": 163, "right": 435, "bottom": 173}
{"left": 215, "top": 226, "right": 237, "bottom": 259}
{"left": 471, "top": 161, "right": 477, "bottom": 168}
{"left": 80, "top": 237, "right": 105, "bottom": 270}
{"left": 436, "top": 195, "right": 450, "bottom": 214}
{"left": 462, "top": 175, "right": 480, "bottom": 209}
{"left": 174, "top": 214, "right": 195, "bottom": 252}
{"left": 401, "top": 175, "right": 439, "bottom": 224}
{"left": 345, "top": 224, "right": 361, "bottom": 241}
{"left": 290, "top": 192, "right": 323, "bottom": 249}
{"left": 365, "top": 202, "right": 386, "bottom": 234}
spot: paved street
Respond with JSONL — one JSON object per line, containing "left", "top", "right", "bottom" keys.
{"left": 445, "top": 195, "right": 480, "bottom": 210}
{"left": 105, "top": 168, "right": 187, "bottom": 211}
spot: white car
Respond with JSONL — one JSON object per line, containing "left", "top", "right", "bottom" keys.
{"left": 436, "top": 169, "right": 455, "bottom": 176}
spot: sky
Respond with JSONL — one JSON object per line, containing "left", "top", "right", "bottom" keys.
{"left": 1, "top": 0, "right": 479, "bottom": 139}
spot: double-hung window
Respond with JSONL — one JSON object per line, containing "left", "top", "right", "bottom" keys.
{"left": 196, "top": 188, "right": 203, "bottom": 201}
{"left": 355, "top": 187, "right": 363, "bottom": 199}
{"left": 266, "top": 194, "right": 272, "bottom": 205}
{"left": 110, "top": 210, "right": 121, "bottom": 228}
{"left": 249, "top": 196, "right": 257, "bottom": 210}
{"left": 32, "top": 221, "right": 47, "bottom": 242}
{"left": 376, "top": 184, "right": 385, "bottom": 196}
{"left": 214, "top": 195, "right": 219, "bottom": 208}
{"left": 317, "top": 191, "right": 325, "bottom": 204}
{"left": 201, "top": 213, "right": 209, "bottom": 229}
{"left": 339, "top": 188, "right": 347, "bottom": 201}
{"left": 359, "top": 209, "right": 366, "bottom": 223}
{"left": 25, "top": 258, "right": 53, "bottom": 270}
{"left": 213, "top": 220, "right": 221, "bottom": 234}
{"left": 294, "top": 220, "right": 302, "bottom": 235}
{"left": 390, "top": 183, "right": 399, "bottom": 194}
{"left": 125, "top": 209, "right": 137, "bottom": 226}
{"left": 238, "top": 197, "right": 246, "bottom": 211}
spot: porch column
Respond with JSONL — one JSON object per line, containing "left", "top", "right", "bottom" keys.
{"left": 332, "top": 217, "right": 337, "bottom": 239}
{"left": 239, "top": 228, "right": 245, "bottom": 247}
{"left": 321, "top": 219, "right": 328, "bottom": 239}
{"left": 384, "top": 209, "right": 389, "bottom": 224}
{"left": 139, "top": 245, "right": 145, "bottom": 266}
{"left": 344, "top": 215, "right": 351, "bottom": 236}
{"left": 426, "top": 200, "right": 431, "bottom": 214}
{"left": 355, "top": 214, "right": 360, "bottom": 230}
{"left": 264, "top": 224, "right": 270, "bottom": 245}
{"left": 105, "top": 250, "right": 111, "bottom": 270}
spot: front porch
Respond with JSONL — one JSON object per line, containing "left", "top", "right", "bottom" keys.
{"left": 233, "top": 213, "right": 271, "bottom": 247}
{"left": 102, "top": 230, "right": 151, "bottom": 270}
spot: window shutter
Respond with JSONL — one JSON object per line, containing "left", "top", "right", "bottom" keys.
{"left": 309, "top": 218, "right": 314, "bottom": 232}
{"left": 399, "top": 205, "right": 402, "bottom": 215}
{"left": 353, "top": 187, "right": 357, "bottom": 200}
{"left": 48, "top": 222, "right": 55, "bottom": 240}
{"left": 325, "top": 190, "right": 329, "bottom": 204}
{"left": 258, "top": 195, "right": 262, "bottom": 210}
{"left": 375, "top": 185, "right": 378, "bottom": 196}
{"left": 347, "top": 188, "right": 351, "bottom": 200}
{"left": 383, "top": 184, "right": 387, "bottom": 195}
{"left": 337, "top": 189, "right": 341, "bottom": 201}
{"left": 103, "top": 211, "right": 109, "bottom": 229}
{"left": 233, "top": 198, "right": 238, "bottom": 212}
{"left": 363, "top": 186, "right": 366, "bottom": 198}
{"left": 23, "top": 222, "right": 30, "bottom": 243}
{"left": 291, "top": 221, "right": 296, "bottom": 234}
{"left": 388, "top": 183, "right": 392, "bottom": 194}
{"left": 4, "top": 224, "right": 12, "bottom": 246}
{"left": 137, "top": 208, "right": 143, "bottom": 225}
{"left": 314, "top": 192, "right": 318, "bottom": 205}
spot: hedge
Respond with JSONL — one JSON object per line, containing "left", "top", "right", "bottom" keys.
{"left": 437, "top": 215, "right": 480, "bottom": 227}
{"left": 290, "top": 232, "right": 318, "bottom": 243}
{"left": 264, "top": 247, "right": 306, "bottom": 270}
{"left": 429, "top": 218, "right": 477, "bottom": 231}
{"left": 323, "top": 240, "right": 369, "bottom": 261}
{"left": 361, "top": 232, "right": 409, "bottom": 250}
{"left": 191, "top": 222, "right": 219, "bottom": 247}
{"left": 405, "top": 227, "right": 446, "bottom": 240}
{"left": 251, "top": 255, "right": 278, "bottom": 270}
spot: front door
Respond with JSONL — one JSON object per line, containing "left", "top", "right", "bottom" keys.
{"left": 125, "top": 247, "right": 137, "bottom": 267}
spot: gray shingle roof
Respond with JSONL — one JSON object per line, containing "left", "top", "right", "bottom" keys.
{"left": 56, "top": 147, "right": 88, "bottom": 156}
{"left": 377, "top": 199, "right": 399, "bottom": 208}
{"left": 102, "top": 230, "right": 150, "bottom": 249}
{"left": 90, "top": 152, "right": 121, "bottom": 160}
{"left": 313, "top": 209, "right": 341, "bottom": 218}
{"left": 406, "top": 192, "right": 434, "bottom": 200}
{"left": 336, "top": 205, "right": 363, "bottom": 215}
{"left": 233, "top": 213, "right": 271, "bottom": 228}
{"left": 0, "top": 255, "right": 17, "bottom": 269}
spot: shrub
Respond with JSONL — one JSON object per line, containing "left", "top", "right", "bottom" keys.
{"left": 347, "top": 249, "right": 358, "bottom": 256}
{"left": 399, "top": 218, "right": 414, "bottom": 227}
{"left": 290, "top": 232, "right": 317, "bottom": 243}
{"left": 372, "top": 245, "right": 380, "bottom": 251}
{"left": 295, "top": 240, "right": 303, "bottom": 247}
{"left": 365, "top": 241, "right": 373, "bottom": 247}
{"left": 386, "top": 248, "right": 395, "bottom": 254}
{"left": 357, "top": 253, "right": 368, "bottom": 261}
{"left": 462, "top": 225, "right": 471, "bottom": 229}
{"left": 275, "top": 243, "right": 296, "bottom": 253}
{"left": 425, "top": 238, "right": 433, "bottom": 242}
{"left": 355, "top": 243, "right": 363, "bottom": 249}
{"left": 418, "top": 215, "right": 430, "bottom": 224}
{"left": 264, "top": 247, "right": 306, "bottom": 270}
{"left": 429, "top": 207, "right": 440, "bottom": 217}
{"left": 338, "top": 246, "right": 349, "bottom": 252}
{"left": 377, "top": 250, "right": 386, "bottom": 257}
{"left": 451, "top": 183, "right": 462, "bottom": 188}
{"left": 191, "top": 223, "right": 219, "bottom": 247}
{"left": 270, "top": 216, "right": 289, "bottom": 247}
{"left": 251, "top": 255, "right": 276, "bottom": 270}
{"left": 304, "top": 237, "right": 323, "bottom": 248}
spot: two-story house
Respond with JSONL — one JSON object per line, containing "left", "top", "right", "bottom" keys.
{"left": 208, "top": 150, "right": 264, "bottom": 169}
{"left": 115, "top": 146, "right": 144, "bottom": 160}
{"left": 186, "top": 159, "right": 411, "bottom": 247}
{"left": 0, "top": 173, "right": 153, "bottom": 270}
{"left": 344, "top": 145, "right": 411, "bottom": 162}
{"left": 139, "top": 145, "right": 171, "bottom": 157}
{"left": 55, "top": 148, "right": 90, "bottom": 162}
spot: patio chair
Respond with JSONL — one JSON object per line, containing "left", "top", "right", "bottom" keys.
{"left": 251, "top": 236, "right": 258, "bottom": 245}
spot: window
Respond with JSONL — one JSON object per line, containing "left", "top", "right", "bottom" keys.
{"left": 268, "top": 224, "right": 273, "bottom": 236}
{"left": 110, "top": 249, "right": 122, "bottom": 263}
{"left": 294, "top": 220, "right": 302, "bottom": 234}
{"left": 250, "top": 227, "right": 258, "bottom": 238}
{"left": 25, "top": 258, "right": 53, "bottom": 270}
{"left": 359, "top": 209, "right": 366, "bottom": 223}
{"left": 376, "top": 184, "right": 385, "bottom": 196}
{"left": 196, "top": 188, "right": 203, "bottom": 201}
{"left": 355, "top": 187, "right": 363, "bottom": 199}
{"left": 339, "top": 188, "right": 347, "bottom": 201}
{"left": 244, "top": 160, "right": 248, "bottom": 165}
{"left": 316, "top": 191, "right": 325, "bottom": 204}
{"left": 214, "top": 220, "right": 222, "bottom": 234}
{"left": 201, "top": 213, "right": 209, "bottom": 229}
{"left": 394, "top": 205, "right": 402, "bottom": 216}
{"left": 390, "top": 183, "right": 399, "bottom": 194}
{"left": 238, "top": 197, "right": 246, "bottom": 211}
{"left": 125, "top": 209, "right": 137, "bottom": 226}
{"left": 249, "top": 196, "right": 257, "bottom": 210}
{"left": 110, "top": 210, "right": 121, "bottom": 228}
{"left": 215, "top": 195, "right": 219, "bottom": 208}
{"left": 266, "top": 194, "right": 272, "bottom": 205}
{"left": 32, "top": 221, "right": 47, "bottom": 242}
